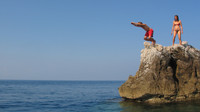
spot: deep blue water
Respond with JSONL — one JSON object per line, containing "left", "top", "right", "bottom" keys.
{"left": 0, "top": 80, "right": 200, "bottom": 112}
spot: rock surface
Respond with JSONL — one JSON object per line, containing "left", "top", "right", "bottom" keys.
{"left": 119, "top": 42, "right": 200, "bottom": 103}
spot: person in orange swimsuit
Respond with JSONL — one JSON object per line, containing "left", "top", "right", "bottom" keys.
{"left": 131, "top": 21, "right": 156, "bottom": 45}
{"left": 171, "top": 15, "right": 183, "bottom": 46}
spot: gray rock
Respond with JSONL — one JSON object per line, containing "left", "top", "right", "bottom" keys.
{"left": 119, "top": 42, "right": 200, "bottom": 103}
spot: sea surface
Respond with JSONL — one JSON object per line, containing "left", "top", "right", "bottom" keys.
{"left": 0, "top": 80, "right": 200, "bottom": 112}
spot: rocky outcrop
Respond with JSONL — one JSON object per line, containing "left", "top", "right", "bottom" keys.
{"left": 119, "top": 42, "right": 200, "bottom": 103}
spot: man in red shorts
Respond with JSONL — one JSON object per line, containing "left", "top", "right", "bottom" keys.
{"left": 131, "top": 22, "right": 156, "bottom": 45}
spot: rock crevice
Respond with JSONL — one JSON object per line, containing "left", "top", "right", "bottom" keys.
{"left": 119, "top": 42, "right": 200, "bottom": 103}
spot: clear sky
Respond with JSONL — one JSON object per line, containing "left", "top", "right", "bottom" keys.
{"left": 0, "top": 0, "right": 200, "bottom": 80}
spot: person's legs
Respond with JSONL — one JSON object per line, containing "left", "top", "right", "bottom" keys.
{"left": 148, "top": 29, "right": 156, "bottom": 45}
{"left": 144, "top": 36, "right": 148, "bottom": 41}
{"left": 178, "top": 31, "right": 182, "bottom": 45}
{"left": 147, "top": 36, "right": 156, "bottom": 45}
{"left": 144, "top": 29, "right": 156, "bottom": 45}
{"left": 173, "top": 31, "right": 177, "bottom": 46}
{"left": 144, "top": 36, "right": 156, "bottom": 45}
{"left": 148, "top": 36, "right": 156, "bottom": 45}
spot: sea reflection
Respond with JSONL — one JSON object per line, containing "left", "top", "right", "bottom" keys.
{"left": 119, "top": 100, "right": 200, "bottom": 112}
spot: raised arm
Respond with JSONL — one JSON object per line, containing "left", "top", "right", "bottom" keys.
{"left": 171, "top": 21, "right": 174, "bottom": 35}
{"left": 180, "top": 20, "right": 183, "bottom": 34}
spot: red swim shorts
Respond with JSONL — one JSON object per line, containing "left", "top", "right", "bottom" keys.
{"left": 145, "top": 29, "right": 154, "bottom": 37}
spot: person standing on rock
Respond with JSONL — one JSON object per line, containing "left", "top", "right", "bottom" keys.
{"left": 171, "top": 15, "right": 183, "bottom": 46}
{"left": 131, "top": 22, "right": 156, "bottom": 46}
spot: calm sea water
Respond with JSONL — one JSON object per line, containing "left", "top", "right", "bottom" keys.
{"left": 0, "top": 80, "right": 200, "bottom": 112}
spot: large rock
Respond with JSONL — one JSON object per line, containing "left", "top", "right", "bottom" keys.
{"left": 119, "top": 42, "right": 200, "bottom": 103}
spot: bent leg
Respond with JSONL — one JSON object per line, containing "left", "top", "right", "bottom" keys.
{"left": 148, "top": 36, "right": 156, "bottom": 45}
{"left": 144, "top": 36, "right": 148, "bottom": 41}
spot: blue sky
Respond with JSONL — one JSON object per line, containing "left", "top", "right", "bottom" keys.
{"left": 0, "top": 0, "right": 200, "bottom": 80}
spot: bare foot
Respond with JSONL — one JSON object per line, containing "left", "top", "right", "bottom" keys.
{"left": 152, "top": 40, "right": 156, "bottom": 47}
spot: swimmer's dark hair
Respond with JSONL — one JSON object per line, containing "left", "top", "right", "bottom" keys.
{"left": 174, "top": 15, "right": 179, "bottom": 21}
{"left": 138, "top": 22, "right": 143, "bottom": 24}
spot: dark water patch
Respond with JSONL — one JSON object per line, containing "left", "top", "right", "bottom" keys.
{"left": 119, "top": 100, "right": 200, "bottom": 112}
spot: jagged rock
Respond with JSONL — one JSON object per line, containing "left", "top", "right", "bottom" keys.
{"left": 119, "top": 41, "right": 200, "bottom": 103}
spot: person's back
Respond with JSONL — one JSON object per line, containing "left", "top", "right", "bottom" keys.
{"left": 141, "top": 24, "right": 151, "bottom": 31}
{"left": 131, "top": 22, "right": 151, "bottom": 31}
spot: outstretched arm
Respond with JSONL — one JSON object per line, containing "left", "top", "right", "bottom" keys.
{"left": 131, "top": 22, "right": 138, "bottom": 26}
{"left": 131, "top": 22, "right": 145, "bottom": 27}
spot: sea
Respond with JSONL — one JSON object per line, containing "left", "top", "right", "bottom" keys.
{"left": 0, "top": 80, "right": 200, "bottom": 112}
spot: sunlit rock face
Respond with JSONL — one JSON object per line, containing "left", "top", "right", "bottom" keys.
{"left": 119, "top": 42, "right": 200, "bottom": 103}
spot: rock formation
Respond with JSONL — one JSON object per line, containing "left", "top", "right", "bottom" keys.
{"left": 119, "top": 42, "right": 200, "bottom": 103}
